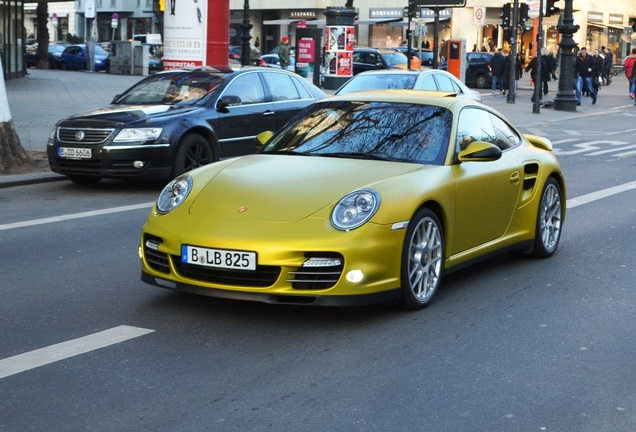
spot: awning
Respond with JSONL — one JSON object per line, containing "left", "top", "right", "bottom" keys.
{"left": 355, "top": 18, "right": 402, "bottom": 25}
{"left": 263, "top": 19, "right": 303, "bottom": 25}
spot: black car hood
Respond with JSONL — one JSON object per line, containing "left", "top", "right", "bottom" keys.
{"left": 58, "top": 104, "right": 201, "bottom": 127}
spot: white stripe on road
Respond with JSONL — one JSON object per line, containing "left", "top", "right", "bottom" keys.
{"left": 567, "top": 180, "right": 636, "bottom": 209}
{"left": 0, "top": 202, "right": 154, "bottom": 231}
{"left": 0, "top": 325, "right": 155, "bottom": 379}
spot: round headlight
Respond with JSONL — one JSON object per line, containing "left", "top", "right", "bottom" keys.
{"left": 331, "top": 189, "right": 380, "bottom": 231}
{"left": 156, "top": 175, "right": 192, "bottom": 214}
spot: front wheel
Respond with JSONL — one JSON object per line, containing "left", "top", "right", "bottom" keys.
{"left": 399, "top": 209, "right": 444, "bottom": 310}
{"left": 531, "top": 177, "right": 563, "bottom": 258}
{"left": 475, "top": 74, "right": 489, "bottom": 89}
{"left": 172, "top": 134, "right": 214, "bottom": 177}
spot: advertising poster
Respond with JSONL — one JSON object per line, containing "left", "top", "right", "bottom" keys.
{"left": 325, "top": 25, "right": 354, "bottom": 78}
{"left": 162, "top": 0, "right": 207, "bottom": 69}
{"left": 296, "top": 37, "right": 316, "bottom": 82}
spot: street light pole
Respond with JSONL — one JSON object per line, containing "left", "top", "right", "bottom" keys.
{"left": 240, "top": 0, "right": 253, "bottom": 67}
{"left": 507, "top": 0, "right": 519, "bottom": 104}
{"left": 532, "top": 0, "right": 543, "bottom": 114}
{"left": 553, "top": 0, "right": 579, "bottom": 111}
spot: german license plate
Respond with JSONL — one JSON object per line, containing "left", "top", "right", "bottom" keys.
{"left": 58, "top": 147, "right": 92, "bottom": 159}
{"left": 181, "top": 245, "right": 256, "bottom": 271}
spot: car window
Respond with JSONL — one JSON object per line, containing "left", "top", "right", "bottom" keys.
{"left": 225, "top": 73, "right": 266, "bottom": 105}
{"left": 353, "top": 52, "right": 365, "bottom": 63}
{"left": 490, "top": 114, "right": 521, "bottom": 150}
{"left": 262, "top": 72, "right": 300, "bottom": 101}
{"left": 417, "top": 74, "right": 438, "bottom": 91}
{"left": 456, "top": 107, "right": 496, "bottom": 152}
{"left": 367, "top": 53, "right": 379, "bottom": 65}
{"left": 434, "top": 74, "right": 456, "bottom": 92}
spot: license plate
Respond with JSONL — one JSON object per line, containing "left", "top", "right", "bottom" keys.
{"left": 58, "top": 147, "right": 92, "bottom": 159}
{"left": 181, "top": 245, "right": 256, "bottom": 271}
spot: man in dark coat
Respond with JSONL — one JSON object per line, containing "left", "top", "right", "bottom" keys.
{"left": 491, "top": 48, "right": 506, "bottom": 94}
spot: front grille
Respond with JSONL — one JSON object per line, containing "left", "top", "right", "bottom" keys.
{"left": 58, "top": 127, "right": 115, "bottom": 144}
{"left": 174, "top": 258, "right": 281, "bottom": 288}
{"left": 143, "top": 235, "right": 170, "bottom": 273}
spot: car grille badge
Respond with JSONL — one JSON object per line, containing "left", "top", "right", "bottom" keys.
{"left": 75, "top": 131, "right": 85, "bottom": 141}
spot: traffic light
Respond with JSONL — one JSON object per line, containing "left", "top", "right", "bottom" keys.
{"left": 408, "top": 0, "right": 416, "bottom": 19}
{"left": 545, "top": 0, "right": 560, "bottom": 17}
{"left": 500, "top": 3, "right": 511, "bottom": 30}
{"left": 519, "top": 3, "right": 529, "bottom": 21}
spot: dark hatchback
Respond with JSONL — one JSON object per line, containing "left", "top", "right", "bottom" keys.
{"left": 47, "top": 66, "right": 326, "bottom": 183}
{"left": 352, "top": 48, "right": 408, "bottom": 75}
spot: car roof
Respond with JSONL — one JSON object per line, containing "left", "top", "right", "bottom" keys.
{"left": 325, "top": 89, "right": 476, "bottom": 110}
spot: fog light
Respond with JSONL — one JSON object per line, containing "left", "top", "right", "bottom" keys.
{"left": 302, "top": 257, "right": 342, "bottom": 267}
{"left": 133, "top": 161, "right": 145, "bottom": 168}
{"left": 138, "top": 246, "right": 142, "bottom": 259}
{"left": 346, "top": 269, "right": 363, "bottom": 283}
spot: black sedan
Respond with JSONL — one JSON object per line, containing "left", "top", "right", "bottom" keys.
{"left": 46, "top": 66, "right": 326, "bottom": 183}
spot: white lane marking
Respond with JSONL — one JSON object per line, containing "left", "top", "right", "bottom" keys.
{"left": 567, "top": 180, "right": 636, "bottom": 209}
{"left": 0, "top": 325, "right": 155, "bottom": 379}
{"left": 0, "top": 202, "right": 155, "bottom": 231}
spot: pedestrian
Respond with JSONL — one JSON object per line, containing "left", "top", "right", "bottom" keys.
{"left": 623, "top": 47, "right": 636, "bottom": 100}
{"left": 491, "top": 48, "right": 506, "bottom": 94}
{"left": 592, "top": 49, "right": 604, "bottom": 90}
{"left": 278, "top": 36, "right": 290, "bottom": 70}
{"left": 524, "top": 50, "right": 549, "bottom": 102}
{"left": 574, "top": 47, "right": 598, "bottom": 105}
{"left": 603, "top": 46, "right": 614, "bottom": 85}
{"left": 250, "top": 40, "right": 261, "bottom": 66}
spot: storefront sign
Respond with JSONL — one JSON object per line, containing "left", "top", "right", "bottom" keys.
{"left": 163, "top": 0, "right": 207, "bottom": 69}
{"left": 609, "top": 14, "right": 624, "bottom": 26}
{"left": 587, "top": 12, "right": 604, "bottom": 24}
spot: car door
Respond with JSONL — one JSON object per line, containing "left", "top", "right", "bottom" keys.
{"left": 451, "top": 107, "right": 522, "bottom": 254}
{"left": 211, "top": 71, "right": 275, "bottom": 158}
{"left": 261, "top": 71, "right": 318, "bottom": 130}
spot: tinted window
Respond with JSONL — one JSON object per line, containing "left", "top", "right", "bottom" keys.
{"left": 490, "top": 114, "right": 521, "bottom": 150}
{"left": 263, "top": 72, "right": 300, "bottom": 101}
{"left": 263, "top": 101, "right": 452, "bottom": 165}
{"left": 226, "top": 73, "right": 266, "bottom": 104}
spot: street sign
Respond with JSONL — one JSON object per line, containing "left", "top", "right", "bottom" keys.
{"left": 416, "top": 0, "right": 466, "bottom": 7}
{"left": 474, "top": 6, "right": 485, "bottom": 25}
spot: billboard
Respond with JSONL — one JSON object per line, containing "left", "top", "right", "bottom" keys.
{"left": 162, "top": 0, "right": 207, "bottom": 69}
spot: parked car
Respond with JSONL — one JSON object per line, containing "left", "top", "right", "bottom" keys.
{"left": 140, "top": 90, "right": 565, "bottom": 309}
{"left": 335, "top": 69, "right": 482, "bottom": 102}
{"left": 260, "top": 53, "right": 295, "bottom": 71}
{"left": 442, "top": 52, "right": 493, "bottom": 89}
{"left": 47, "top": 66, "right": 327, "bottom": 183}
{"left": 26, "top": 43, "right": 66, "bottom": 69}
{"left": 229, "top": 45, "right": 242, "bottom": 60}
{"left": 392, "top": 47, "right": 434, "bottom": 67}
{"left": 352, "top": 48, "right": 408, "bottom": 75}
{"left": 59, "top": 44, "right": 110, "bottom": 72}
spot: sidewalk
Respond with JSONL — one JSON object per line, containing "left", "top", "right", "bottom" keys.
{"left": 2, "top": 68, "right": 631, "bottom": 188}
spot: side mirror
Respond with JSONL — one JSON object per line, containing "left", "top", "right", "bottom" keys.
{"left": 458, "top": 141, "right": 502, "bottom": 162}
{"left": 255, "top": 131, "right": 274, "bottom": 148}
{"left": 216, "top": 95, "right": 242, "bottom": 110}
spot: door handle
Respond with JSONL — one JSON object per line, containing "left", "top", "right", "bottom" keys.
{"left": 509, "top": 171, "right": 520, "bottom": 184}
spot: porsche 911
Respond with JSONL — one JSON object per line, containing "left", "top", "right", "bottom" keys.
{"left": 140, "top": 90, "right": 565, "bottom": 310}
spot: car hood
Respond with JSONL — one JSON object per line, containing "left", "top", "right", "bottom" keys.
{"left": 58, "top": 104, "right": 200, "bottom": 127}
{"left": 187, "top": 154, "right": 421, "bottom": 223}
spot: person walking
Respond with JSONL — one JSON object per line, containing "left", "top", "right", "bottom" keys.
{"left": 603, "top": 46, "right": 614, "bottom": 85}
{"left": 491, "top": 48, "right": 506, "bottom": 94}
{"left": 278, "top": 36, "right": 290, "bottom": 70}
{"left": 623, "top": 48, "right": 636, "bottom": 101}
{"left": 574, "top": 47, "right": 598, "bottom": 105}
{"left": 524, "top": 50, "right": 549, "bottom": 102}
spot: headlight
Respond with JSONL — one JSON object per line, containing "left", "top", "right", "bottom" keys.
{"left": 156, "top": 175, "right": 192, "bottom": 214}
{"left": 331, "top": 189, "right": 380, "bottom": 231}
{"left": 113, "top": 127, "right": 162, "bottom": 142}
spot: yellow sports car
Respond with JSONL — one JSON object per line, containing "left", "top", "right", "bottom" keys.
{"left": 140, "top": 90, "right": 565, "bottom": 310}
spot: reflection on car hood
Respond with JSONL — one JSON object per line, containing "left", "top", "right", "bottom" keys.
{"left": 59, "top": 104, "right": 198, "bottom": 127}
{"left": 188, "top": 154, "right": 419, "bottom": 223}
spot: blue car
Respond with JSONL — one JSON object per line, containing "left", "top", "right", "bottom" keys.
{"left": 60, "top": 44, "right": 110, "bottom": 72}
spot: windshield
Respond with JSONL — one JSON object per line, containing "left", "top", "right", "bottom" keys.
{"left": 381, "top": 52, "right": 408, "bottom": 66}
{"left": 338, "top": 74, "right": 418, "bottom": 94}
{"left": 261, "top": 100, "right": 452, "bottom": 165}
{"left": 113, "top": 72, "right": 224, "bottom": 105}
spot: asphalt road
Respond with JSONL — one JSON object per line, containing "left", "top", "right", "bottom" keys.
{"left": 1, "top": 73, "right": 636, "bottom": 431}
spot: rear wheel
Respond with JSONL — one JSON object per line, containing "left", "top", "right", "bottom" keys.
{"left": 172, "top": 134, "right": 214, "bottom": 177}
{"left": 531, "top": 178, "right": 563, "bottom": 257}
{"left": 475, "top": 74, "right": 489, "bottom": 89}
{"left": 399, "top": 208, "right": 444, "bottom": 310}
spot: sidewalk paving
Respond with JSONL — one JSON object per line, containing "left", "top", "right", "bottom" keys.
{"left": 2, "top": 67, "right": 631, "bottom": 188}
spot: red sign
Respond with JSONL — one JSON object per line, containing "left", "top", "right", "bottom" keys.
{"left": 297, "top": 38, "right": 315, "bottom": 62}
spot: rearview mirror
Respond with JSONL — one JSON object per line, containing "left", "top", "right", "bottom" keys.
{"left": 216, "top": 95, "right": 242, "bottom": 110}
{"left": 255, "top": 131, "right": 274, "bottom": 147}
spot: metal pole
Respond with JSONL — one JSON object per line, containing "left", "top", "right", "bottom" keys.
{"left": 433, "top": 7, "right": 440, "bottom": 69}
{"left": 532, "top": 0, "right": 543, "bottom": 114}
{"left": 553, "top": 0, "right": 579, "bottom": 111}
{"left": 507, "top": 0, "right": 519, "bottom": 104}
{"left": 240, "top": 0, "right": 252, "bottom": 67}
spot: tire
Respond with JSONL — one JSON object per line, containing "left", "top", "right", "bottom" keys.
{"left": 399, "top": 208, "right": 444, "bottom": 310}
{"left": 172, "top": 134, "right": 214, "bottom": 177}
{"left": 67, "top": 175, "right": 101, "bottom": 184}
{"left": 475, "top": 74, "right": 489, "bottom": 89}
{"left": 531, "top": 177, "right": 563, "bottom": 258}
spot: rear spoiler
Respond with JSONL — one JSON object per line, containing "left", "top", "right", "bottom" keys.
{"left": 523, "top": 134, "right": 553, "bottom": 151}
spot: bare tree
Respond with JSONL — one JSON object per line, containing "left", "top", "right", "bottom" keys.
{"left": 0, "top": 59, "right": 34, "bottom": 173}
{"left": 35, "top": 2, "right": 51, "bottom": 69}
